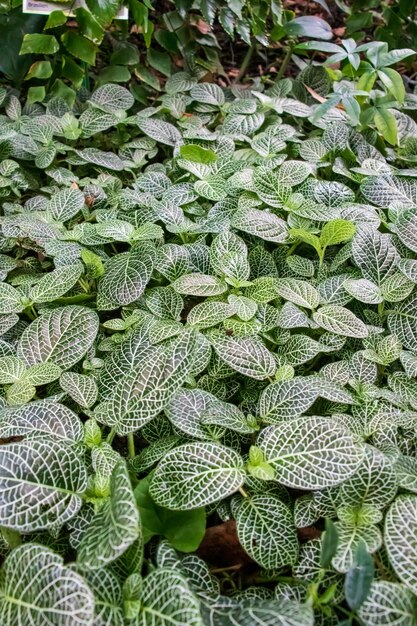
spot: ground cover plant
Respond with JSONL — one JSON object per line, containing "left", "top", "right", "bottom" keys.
{"left": 0, "top": 40, "right": 416, "bottom": 626}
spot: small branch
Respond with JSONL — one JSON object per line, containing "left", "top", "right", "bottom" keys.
{"left": 236, "top": 41, "right": 256, "bottom": 83}
{"left": 128, "top": 433, "right": 136, "bottom": 459}
{"left": 209, "top": 563, "right": 244, "bottom": 574}
{"left": 106, "top": 427, "right": 116, "bottom": 444}
{"left": 277, "top": 44, "right": 294, "bottom": 80}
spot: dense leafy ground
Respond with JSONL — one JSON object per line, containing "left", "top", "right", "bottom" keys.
{"left": 0, "top": 36, "right": 417, "bottom": 626}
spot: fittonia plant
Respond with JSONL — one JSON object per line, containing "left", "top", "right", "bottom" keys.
{"left": 0, "top": 67, "right": 416, "bottom": 626}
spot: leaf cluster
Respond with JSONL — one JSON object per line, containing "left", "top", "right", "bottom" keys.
{"left": 0, "top": 67, "right": 416, "bottom": 625}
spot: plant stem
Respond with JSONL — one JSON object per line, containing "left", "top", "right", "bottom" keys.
{"left": 128, "top": 433, "right": 135, "bottom": 458}
{"left": 210, "top": 563, "right": 244, "bottom": 574}
{"left": 277, "top": 44, "right": 294, "bottom": 80}
{"left": 236, "top": 40, "right": 256, "bottom": 82}
{"left": 106, "top": 427, "right": 116, "bottom": 444}
{"left": 1, "top": 528, "right": 21, "bottom": 548}
{"left": 239, "top": 486, "right": 249, "bottom": 498}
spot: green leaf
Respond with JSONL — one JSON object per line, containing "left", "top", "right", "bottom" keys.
{"left": 320, "top": 219, "right": 356, "bottom": 250}
{"left": 147, "top": 48, "right": 171, "bottom": 76}
{"left": 285, "top": 16, "right": 333, "bottom": 40}
{"left": 0, "top": 544, "right": 94, "bottom": 625}
{"left": 179, "top": 144, "right": 217, "bottom": 164}
{"left": 320, "top": 519, "right": 339, "bottom": 568}
{"left": 44, "top": 10, "right": 67, "bottom": 29}
{"left": 150, "top": 442, "right": 246, "bottom": 509}
{"left": 374, "top": 108, "right": 398, "bottom": 145}
{"left": 27, "top": 85, "right": 46, "bottom": 104}
{"left": 378, "top": 68, "right": 405, "bottom": 104}
{"left": 134, "top": 474, "right": 206, "bottom": 551}
{"left": 20, "top": 33, "right": 59, "bottom": 55}
{"left": 77, "top": 461, "right": 140, "bottom": 569}
{"left": 61, "top": 31, "right": 97, "bottom": 65}
{"left": 24, "top": 60, "right": 53, "bottom": 80}
{"left": 75, "top": 7, "right": 105, "bottom": 44}
{"left": 85, "top": 0, "right": 121, "bottom": 24}
{"left": 345, "top": 540, "right": 375, "bottom": 611}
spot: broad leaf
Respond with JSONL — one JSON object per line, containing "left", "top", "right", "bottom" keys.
{"left": 150, "top": 442, "right": 246, "bottom": 509}
{"left": 257, "top": 416, "right": 364, "bottom": 489}
{"left": 0, "top": 544, "right": 94, "bottom": 625}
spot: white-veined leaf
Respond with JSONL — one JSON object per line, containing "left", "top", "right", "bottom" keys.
{"left": 236, "top": 494, "right": 298, "bottom": 569}
{"left": 0, "top": 544, "right": 94, "bottom": 626}
{"left": 0, "top": 400, "right": 83, "bottom": 442}
{"left": 90, "top": 84, "right": 134, "bottom": 113}
{"left": 137, "top": 568, "right": 202, "bottom": 626}
{"left": 29, "top": 264, "right": 83, "bottom": 303}
{"left": 0, "top": 283, "right": 25, "bottom": 314}
{"left": 211, "top": 335, "right": 276, "bottom": 380}
{"left": 60, "top": 372, "right": 98, "bottom": 408}
{"left": 359, "top": 581, "right": 417, "bottom": 626}
{"left": 80, "top": 568, "right": 124, "bottom": 626}
{"left": 343, "top": 278, "right": 383, "bottom": 304}
{"left": 97, "top": 245, "right": 155, "bottom": 309}
{"left": 0, "top": 438, "right": 87, "bottom": 531}
{"left": 17, "top": 305, "right": 99, "bottom": 369}
{"left": 48, "top": 188, "right": 85, "bottom": 221}
{"left": 138, "top": 117, "right": 182, "bottom": 147}
{"left": 257, "top": 416, "right": 364, "bottom": 489}
{"left": 150, "top": 442, "right": 245, "bottom": 509}
{"left": 172, "top": 273, "right": 228, "bottom": 297}
{"left": 385, "top": 495, "right": 417, "bottom": 594}
{"left": 313, "top": 305, "right": 368, "bottom": 338}
{"left": 236, "top": 599, "right": 314, "bottom": 626}
{"left": 259, "top": 377, "right": 319, "bottom": 423}
{"left": 187, "top": 301, "right": 234, "bottom": 329}
{"left": 77, "top": 461, "right": 140, "bottom": 569}
{"left": 276, "top": 278, "right": 320, "bottom": 310}
{"left": 95, "top": 330, "right": 197, "bottom": 434}
{"left": 352, "top": 227, "right": 399, "bottom": 285}
{"left": 387, "top": 296, "right": 417, "bottom": 352}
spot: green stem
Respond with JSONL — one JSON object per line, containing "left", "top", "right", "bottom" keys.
{"left": 128, "top": 433, "right": 135, "bottom": 459}
{"left": 239, "top": 486, "right": 249, "bottom": 498}
{"left": 236, "top": 40, "right": 256, "bottom": 82}
{"left": 378, "top": 301, "right": 385, "bottom": 318}
{"left": 277, "top": 44, "right": 294, "bottom": 80}
{"left": 24, "top": 306, "right": 36, "bottom": 321}
{"left": 1, "top": 528, "right": 21, "bottom": 548}
{"left": 106, "top": 427, "right": 116, "bottom": 444}
{"left": 286, "top": 241, "right": 299, "bottom": 256}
